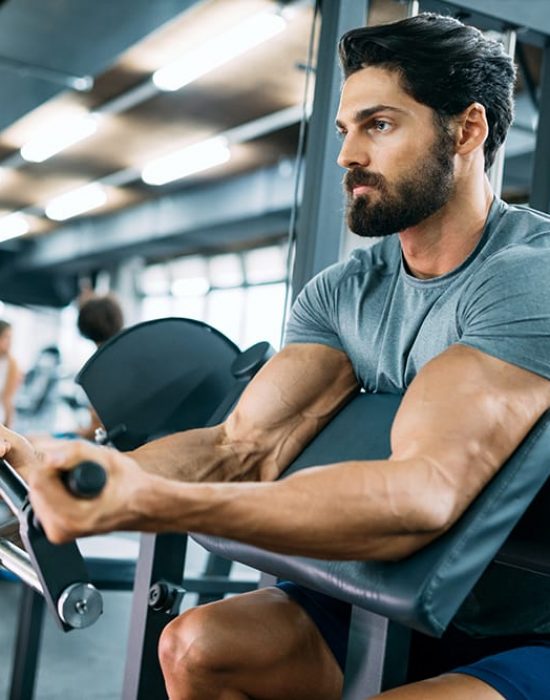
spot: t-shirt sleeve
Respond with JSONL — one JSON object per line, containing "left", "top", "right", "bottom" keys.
{"left": 283, "top": 262, "right": 346, "bottom": 351}
{"left": 457, "top": 245, "right": 550, "bottom": 380}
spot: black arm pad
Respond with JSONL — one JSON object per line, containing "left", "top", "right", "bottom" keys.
{"left": 193, "top": 393, "right": 550, "bottom": 637}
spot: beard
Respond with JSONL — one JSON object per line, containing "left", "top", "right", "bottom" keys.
{"left": 344, "top": 127, "right": 455, "bottom": 238}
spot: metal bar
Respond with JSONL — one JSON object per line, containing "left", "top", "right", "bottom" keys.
{"left": 530, "top": 41, "right": 550, "bottom": 212}
{"left": 122, "top": 533, "right": 188, "bottom": 700}
{"left": 0, "top": 539, "right": 42, "bottom": 593}
{"left": 0, "top": 458, "right": 28, "bottom": 515}
{"left": 425, "top": 0, "right": 550, "bottom": 37}
{"left": 8, "top": 586, "right": 46, "bottom": 700}
{"left": 343, "top": 608, "right": 410, "bottom": 699}
{"left": 0, "top": 513, "right": 21, "bottom": 540}
{"left": 0, "top": 54, "right": 93, "bottom": 91}
{"left": 516, "top": 41, "right": 539, "bottom": 111}
{"left": 290, "top": 0, "right": 370, "bottom": 302}
{"left": 488, "top": 28, "right": 517, "bottom": 196}
{"left": 343, "top": 607, "right": 391, "bottom": 699}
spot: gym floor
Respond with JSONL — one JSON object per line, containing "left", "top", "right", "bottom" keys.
{"left": 0, "top": 537, "right": 260, "bottom": 699}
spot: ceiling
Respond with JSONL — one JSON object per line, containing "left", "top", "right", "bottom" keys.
{"left": 0, "top": 0, "right": 544, "bottom": 306}
{"left": 0, "top": 0, "right": 317, "bottom": 304}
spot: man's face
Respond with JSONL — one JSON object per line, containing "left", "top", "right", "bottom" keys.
{"left": 336, "top": 66, "right": 455, "bottom": 238}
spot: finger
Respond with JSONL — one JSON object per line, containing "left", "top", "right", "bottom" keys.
{"left": 29, "top": 470, "right": 91, "bottom": 543}
{"left": 0, "top": 438, "right": 11, "bottom": 458}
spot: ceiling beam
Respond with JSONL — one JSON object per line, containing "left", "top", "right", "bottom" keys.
{"left": 13, "top": 165, "right": 295, "bottom": 273}
{"left": 420, "top": 0, "right": 550, "bottom": 44}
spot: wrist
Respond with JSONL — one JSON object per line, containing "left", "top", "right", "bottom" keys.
{"left": 129, "top": 472, "right": 184, "bottom": 531}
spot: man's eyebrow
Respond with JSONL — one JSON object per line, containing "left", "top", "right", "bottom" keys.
{"left": 335, "top": 105, "right": 407, "bottom": 129}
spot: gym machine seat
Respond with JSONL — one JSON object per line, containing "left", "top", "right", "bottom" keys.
{"left": 192, "top": 392, "right": 550, "bottom": 699}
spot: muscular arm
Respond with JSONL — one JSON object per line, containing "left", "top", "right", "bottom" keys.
{"left": 129, "top": 342, "right": 359, "bottom": 483}
{"left": 21, "top": 345, "right": 550, "bottom": 559}
{"left": 129, "top": 345, "right": 550, "bottom": 559}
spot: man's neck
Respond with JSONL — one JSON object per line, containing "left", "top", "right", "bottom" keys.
{"left": 399, "top": 176, "right": 494, "bottom": 279}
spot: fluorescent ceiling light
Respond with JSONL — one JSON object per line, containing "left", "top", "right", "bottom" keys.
{"left": 142, "top": 136, "right": 230, "bottom": 186}
{"left": 45, "top": 183, "right": 107, "bottom": 221}
{"left": 0, "top": 212, "right": 30, "bottom": 242}
{"left": 152, "top": 11, "right": 286, "bottom": 91}
{"left": 21, "top": 114, "right": 99, "bottom": 163}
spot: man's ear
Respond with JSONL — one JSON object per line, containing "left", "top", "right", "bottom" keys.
{"left": 454, "top": 102, "right": 489, "bottom": 158}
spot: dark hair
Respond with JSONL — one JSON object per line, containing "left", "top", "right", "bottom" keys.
{"left": 77, "top": 295, "right": 124, "bottom": 345}
{"left": 0, "top": 320, "right": 11, "bottom": 336}
{"left": 339, "top": 13, "right": 516, "bottom": 170}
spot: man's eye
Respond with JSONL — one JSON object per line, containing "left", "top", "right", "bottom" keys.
{"left": 336, "top": 130, "right": 346, "bottom": 140}
{"left": 372, "top": 120, "right": 391, "bottom": 132}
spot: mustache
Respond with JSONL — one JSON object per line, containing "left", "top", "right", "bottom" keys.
{"left": 344, "top": 169, "right": 386, "bottom": 194}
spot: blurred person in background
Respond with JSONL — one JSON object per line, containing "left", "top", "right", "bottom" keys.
{"left": 76, "top": 294, "right": 124, "bottom": 440}
{"left": 77, "top": 293, "right": 124, "bottom": 347}
{"left": 0, "top": 320, "right": 21, "bottom": 429}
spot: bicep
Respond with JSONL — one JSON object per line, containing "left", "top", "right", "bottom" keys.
{"left": 391, "top": 344, "right": 550, "bottom": 527}
{"left": 225, "top": 343, "right": 359, "bottom": 480}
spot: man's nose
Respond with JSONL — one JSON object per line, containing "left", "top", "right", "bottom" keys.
{"left": 337, "top": 135, "right": 370, "bottom": 170}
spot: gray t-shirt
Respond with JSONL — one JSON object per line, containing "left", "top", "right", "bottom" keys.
{"left": 285, "top": 197, "right": 550, "bottom": 636}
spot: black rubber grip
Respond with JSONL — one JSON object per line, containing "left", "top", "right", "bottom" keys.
{"left": 61, "top": 461, "right": 107, "bottom": 499}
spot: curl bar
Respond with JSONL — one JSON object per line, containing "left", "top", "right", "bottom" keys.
{"left": 0, "top": 459, "right": 106, "bottom": 631}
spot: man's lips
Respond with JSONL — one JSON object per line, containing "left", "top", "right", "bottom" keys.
{"left": 351, "top": 184, "right": 376, "bottom": 197}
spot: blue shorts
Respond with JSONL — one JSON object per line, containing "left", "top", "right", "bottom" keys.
{"left": 277, "top": 581, "right": 550, "bottom": 698}
{"left": 453, "top": 643, "right": 550, "bottom": 699}
{"left": 276, "top": 581, "right": 351, "bottom": 669}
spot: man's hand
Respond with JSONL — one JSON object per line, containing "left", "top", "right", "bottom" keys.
{"left": 0, "top": 425, "right": 42, "bottom": 483}
{"left": 24, "top": 439, "right": 157, "bottom": 544}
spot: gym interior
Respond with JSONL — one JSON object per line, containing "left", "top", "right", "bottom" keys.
{"left": 0, "top": 1, "right": 549, "bottom": 698}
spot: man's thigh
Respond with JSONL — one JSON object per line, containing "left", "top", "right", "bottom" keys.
{"left": 373, "top": 673, "right": 505, "bottom": 699}
{"left": 375, "top": 642, "right": 550, "bottom": 700}
{"left": 165, "top": 586, "right": 343, "bottom": 700}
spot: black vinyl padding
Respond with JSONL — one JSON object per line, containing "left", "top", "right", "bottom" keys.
{"left": 76, "top": 317, "right": 240, "bottom": 451}
{"left": 193, "top": 393, "right": 550, "bottom": 637}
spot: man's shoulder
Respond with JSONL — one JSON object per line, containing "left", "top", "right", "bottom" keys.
{"left": 495, "top": 201, "right": 550, "bottom": 246}
{"left": 463, "top": 242, "right": 550, "bottom": 307}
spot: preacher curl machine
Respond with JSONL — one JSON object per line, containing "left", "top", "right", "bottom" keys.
{"left": 2, "top": 317, "right": 550, "bottom": 700}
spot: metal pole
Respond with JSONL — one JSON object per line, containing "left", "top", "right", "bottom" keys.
{"left": 0, "top": 539, "right": 43, "bottom": 593}
{"left": 290, "top": 0, "right": 369, "bottom": 302}
{"left": 488, "top": 28, "right": 517, "bottom": 197}
{"left": 530, "top": 40, "right": 550, "bottom": 212}
{"left": 8, "top": 586, "right": 46, "bottom": 700}
{"left": 122, "top": 533, "right": 188, "bottom": 700}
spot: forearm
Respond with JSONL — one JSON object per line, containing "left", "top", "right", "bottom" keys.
{"left": 129, "top": 424, "right": 248, "bottom": 483}
{"left": 129, "top": 344, "right": 357, "bottom": 485}
{"left": 133, "top": 458, "right": 442, "bottom": 560}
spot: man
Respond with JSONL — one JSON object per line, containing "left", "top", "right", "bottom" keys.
{"left": 2, "top": 13, "right": 550, "bottom": 700}
{"left": 76, "top": 293, "right": 124, "bottom": 440}
{"left": 77, "top": 293, "right": 124, "bottom": 347}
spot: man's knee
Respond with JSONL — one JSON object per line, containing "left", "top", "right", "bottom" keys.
{"left": 159, "top": 605, "right": 227, "bottom": 680}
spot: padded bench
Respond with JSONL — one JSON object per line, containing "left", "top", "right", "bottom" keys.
{"left": 193, "top": 392, "right": 550, "bottom": 698}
